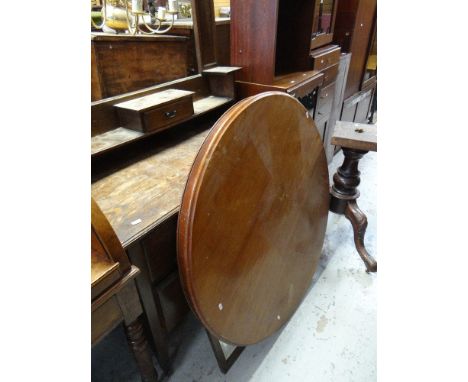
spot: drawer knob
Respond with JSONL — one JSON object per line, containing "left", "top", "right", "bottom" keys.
{"left": 165, "top": 110, "right": 177, "bottom": 119}
{"left": 320, "top": 59, "right": 324, "bottom": 64}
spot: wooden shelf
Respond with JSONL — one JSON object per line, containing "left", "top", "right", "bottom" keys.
{"left": 92, "top": 127, "right": 211, "bottom": 247}
{"left": 91, "top": 95, "right": 232, "bottom": 156}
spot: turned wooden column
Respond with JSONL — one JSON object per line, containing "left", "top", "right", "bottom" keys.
{"left": 125, "top": 319, "right": 159, "bottom": 382}
{"left": 329, "top": 121, "right": 377, "bottom": 273}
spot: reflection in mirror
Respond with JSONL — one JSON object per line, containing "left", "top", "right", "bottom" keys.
{"left": 364, "top": 31, "right": 377, "bottom": 81}
{"left": 313, "top": 0, "right": 335, "bottom": 37}
{"left": 213, "top": 0, "right": 230, "bottom": 18}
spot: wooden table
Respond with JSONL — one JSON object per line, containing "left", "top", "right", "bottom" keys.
{"left": 178, "top": 92, "right": 329, "bottom": 370}
{"left": 329, "top": 121, "right": 377, "bottom": 272}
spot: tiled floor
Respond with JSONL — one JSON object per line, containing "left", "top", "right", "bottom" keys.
{"left": 92, "top": 149, "right": 377, "bottom": 382}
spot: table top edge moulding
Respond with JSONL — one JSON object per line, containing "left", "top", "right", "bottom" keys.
{"left": 177, "top": 92, "right": 329, "bottom": 346}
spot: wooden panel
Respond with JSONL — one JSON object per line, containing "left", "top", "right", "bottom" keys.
{"left": 216, "top": 22, "right": 231, "bottom": 65}
{"left": 91, "top": 295, "right": 122, "bottom": 344}
{"left": 231, "top": 0, "right": 279, "bottom": 84}
{"left": 321, "top": 63, "right": 339, "bottom": 87}
{"left": 310, "top": 44, "right": 341, "bottom": 71}
{"left": 91, "top": 227, "right": 121, "bottom": 300}
{"left": 154, "top": 272, "right": 190, "bottom": 333}
{"left": 91, "top": 43, "right": 104, "bottom": 101}
{"left": 334, "top": 0, "right": 376, "bottom": 99}
{"left": 178, "top": 92, "right": 329, "bottom": 346}
{"left": 92, "top": 198, "right": 131, "bottom": 274}
{"left": 192, "top": 0, "right": 218, "bottom": 70}
{"left": 141, "top": 98, "right": 194, "bottom": 133}
{"left": 92, "top": 37, "right": 189, "bottom": 98}
{"left": 142, "top": 214, "right": 178, "bottom": 284}
{"left": 315, "top": 81, "right": 336, "bottom": 119}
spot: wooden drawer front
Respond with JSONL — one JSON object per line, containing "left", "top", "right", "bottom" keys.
{"left": 91, "top": 296, "right": 122, "bottom": 345}
{"left": 155, "top": 272, "right": 189, "bottom": 333}
{"left": 316, "top": 82, "right": 336, "bottom": 120}
{"left": 142, "top": 214, "right": 178, "bottom": 284}
{"left": 310, "top": 47, "right": 341, "bottom": 71}
{"left": 322, "top": 64, "right": 339, "bottom": 87}
{"left": 143, "top": 98, "right": 194, "bottom": 133}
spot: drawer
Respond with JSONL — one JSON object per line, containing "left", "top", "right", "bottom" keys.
{"left": 91, "top": 295, "right": 122, "bottom": 344}
{"left": 143, "top": 98, "right": 194, "bottom": 133}
{"left": 315, "top": 82, "right": 336, "bottom": 120}
{"left": 310, "top": 45, "right": 341, "bottom": 71}
{"left": 142, "top": 214, "right": 178, "bottom": 284}
{"left": 154, "top": 272, "right": 189, "bottom": 333}
{"left": 321, "top": 63, "right": 339, "bottom": 87}
{"left": 115, "top": 88, "right": 195, "bottom": 133}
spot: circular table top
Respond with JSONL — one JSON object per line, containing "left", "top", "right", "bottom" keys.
{"left": 177, "top": 92, "right": 329, "bottom": 346}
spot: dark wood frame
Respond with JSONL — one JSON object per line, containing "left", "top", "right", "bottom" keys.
{"left": 310, "top": 0, "right": 339, "bottom": 50}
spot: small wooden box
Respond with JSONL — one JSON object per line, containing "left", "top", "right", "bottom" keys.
{"left": 114, "top": 89, "right": 195, "bottom": 133}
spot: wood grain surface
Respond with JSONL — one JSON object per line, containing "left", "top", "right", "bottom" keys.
{"left": 332, "top": 121, "right": 377, "bottom": 152}
{"left": 91, "top": 128, "right": 211, "bottom": 247}
{"left": 177, "top": 92, "right": 330, "bottom": 346}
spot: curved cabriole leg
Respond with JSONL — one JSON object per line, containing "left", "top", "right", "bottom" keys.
{"left": 126, "top": 319, "right": 159, "bottom": 382}
{"left": 344, "top": 200, "right": 377, "bottom": 273}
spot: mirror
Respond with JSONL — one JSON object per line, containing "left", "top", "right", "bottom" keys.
{"left": 312, "top": 0, "right": 336, "bottom": 37}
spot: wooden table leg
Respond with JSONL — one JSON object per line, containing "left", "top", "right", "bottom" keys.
{"left": 125, "top": 318, "right": 159, "bottom": 382}
{"left": 330, "top": 147, "right": 377, "bottom": 273}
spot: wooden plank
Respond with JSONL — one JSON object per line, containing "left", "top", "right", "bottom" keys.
{"left": 331, "top": 121, "right": 377, "bottom": 152}
{"left": 91, "top": 128, "right": 143, "bottom": 155}
{"left": 92, "top": 128, "right": 211, "bottom": 247}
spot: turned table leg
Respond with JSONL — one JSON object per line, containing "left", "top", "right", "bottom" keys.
{"left": 330, "top": 147, "right": 377, "bottom": 273}
{"left": 125, "top": 318, "right": 159, "bottom": 382}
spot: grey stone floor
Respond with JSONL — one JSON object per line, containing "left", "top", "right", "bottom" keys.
{"left": 92, "top": 149, "right": 377, "bottom": 382}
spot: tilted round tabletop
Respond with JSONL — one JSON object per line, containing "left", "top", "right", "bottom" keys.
{"left": 177, "top": 92, "right": 329, "bottom": 346}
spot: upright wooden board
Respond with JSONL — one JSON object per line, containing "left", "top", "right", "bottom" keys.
{"left": 177, "top": 92, "right": 329, "bottom": 346}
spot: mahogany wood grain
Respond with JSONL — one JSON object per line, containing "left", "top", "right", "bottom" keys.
{"left": 333, "top": 0, "right": 376, "bottom": 99}
{"left": 230, "top": 0, "right": 279, "bottom": 84}
{"left": 236, "top": 71, "right": 324, "bottom": 99}
{"left": 177, "top": 92, "right": 329, "bottom": 346}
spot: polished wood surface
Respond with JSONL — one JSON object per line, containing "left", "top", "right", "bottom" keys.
{"left": 177, "top": 92, "right": 330, "bottom": 346}
{"left": 333, "top": 0, "right": 376, "bottom": 100}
